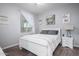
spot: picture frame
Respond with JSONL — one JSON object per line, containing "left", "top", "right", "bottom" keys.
{"left": 46, "top": 14, "right": 55, "bottom": 25}
{"left": 63, "top": 13, "right": 70, "bottom": 24}
{"left": 0, "top": 16, "right": 8, "bottom": 25}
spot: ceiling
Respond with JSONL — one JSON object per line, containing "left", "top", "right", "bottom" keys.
{"left": 16, "top": 3, "right": 63, "bottom": 15}
{"left": 16, "top": 3, "right": 78, "bottom": 15}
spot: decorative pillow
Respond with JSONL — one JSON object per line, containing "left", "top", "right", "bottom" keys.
{"left": 40, "top": 30, "right": 48, "bottom": 34}
{"left": 40, "top": 30, "right": 58, "bottom": 35}
{"left": 47, "top": 30, "right": 58, "bottom": 35}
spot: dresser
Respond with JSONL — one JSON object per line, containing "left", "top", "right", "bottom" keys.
{"left": 62, "top": 37, "right": 73, "bottom": 49}
{"left": 0, "top": 47, "right": 5, "bottom": 56}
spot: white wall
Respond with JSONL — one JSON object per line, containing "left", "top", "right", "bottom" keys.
{"left": 33, "top": 15, "right": 40, "bottom": 34}
{"left": 0, "top": 4, "right": 35, "bottom": 48}
{"left": 38, "top": 4, "right": 79, "bottom": 47}
{"left": 0, "top": 4, "right": 20, "bottom": 48}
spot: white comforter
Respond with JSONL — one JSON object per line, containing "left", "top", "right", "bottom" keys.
{"left": 20, "top": 34, "right": 58, "bottom": 46}
{"left": 20, "top": 34, "right": 60, "bottom": 55}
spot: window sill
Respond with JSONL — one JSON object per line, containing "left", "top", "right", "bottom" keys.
{"left": 20, "top": 32, "right": 34, "bottom": 36}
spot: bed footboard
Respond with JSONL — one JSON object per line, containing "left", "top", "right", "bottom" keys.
{"left": 19, "top": 39, "right": 48, "bottom": 56}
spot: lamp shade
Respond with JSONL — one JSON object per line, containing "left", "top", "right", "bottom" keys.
{"left": 63, "top": 24, "right": 74, "bottom": 31}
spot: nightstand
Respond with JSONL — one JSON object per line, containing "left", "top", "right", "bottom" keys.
{"left": 62, "top": 37, "right": 73, "bottom": 49}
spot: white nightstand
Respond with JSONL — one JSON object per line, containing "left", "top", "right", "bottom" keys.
{"left": 62, "top": 37, "right": 73, "bottom": 49}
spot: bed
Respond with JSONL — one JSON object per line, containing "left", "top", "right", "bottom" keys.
{"left": 19, "top": 28, "right": 61, "bottom": 56}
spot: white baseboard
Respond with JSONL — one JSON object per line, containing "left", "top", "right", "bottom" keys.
{"left": 2, "top": 43, "right": 79, "bottom": 50}
{"left": 2, "top": 43, "right": 18, "bottom": 50}
{"left": 74, "top": 44, "right": 79, "bottom": 47}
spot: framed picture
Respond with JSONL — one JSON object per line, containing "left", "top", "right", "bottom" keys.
{"left": 46, "top": 14, "right": 55, "bottom": 25}
{"left": 63, "top": 13, "right": 70, "bottom": 24}
{"left": 0, "top": 16, "right": 8, "bottom": 25}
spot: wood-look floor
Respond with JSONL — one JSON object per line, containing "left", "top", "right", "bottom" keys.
{"left": 3, "top": 45, "right": 79, "bottom": 56}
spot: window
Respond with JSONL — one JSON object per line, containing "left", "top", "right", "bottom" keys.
{"left": 20, "top": 14, "right": 32, "bottom": 33}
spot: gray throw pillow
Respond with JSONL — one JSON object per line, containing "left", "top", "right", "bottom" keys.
{"left": 47, "top": 30, "right": 58, "bottom": 35}
{"left": 40, "top": 30, "right": 48, "bottom": 34}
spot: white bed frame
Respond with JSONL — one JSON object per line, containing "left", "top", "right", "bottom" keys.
{"left": 19, "top": 28, "right": 61, "bottom": 56}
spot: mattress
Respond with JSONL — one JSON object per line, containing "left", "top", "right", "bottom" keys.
{"left": 20, "top": 34, "right": 59, "bottom": 46}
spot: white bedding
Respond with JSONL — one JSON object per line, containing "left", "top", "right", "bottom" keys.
{"left": 20, "top": 34, "right": 58, "bottom": 46}
{"left": 20, "top": 34, "right": 60, "bottom": 55}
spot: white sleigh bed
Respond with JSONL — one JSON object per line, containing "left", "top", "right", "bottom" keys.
{"left": 19, "top": 28, "right": 61, "bottom": 56}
